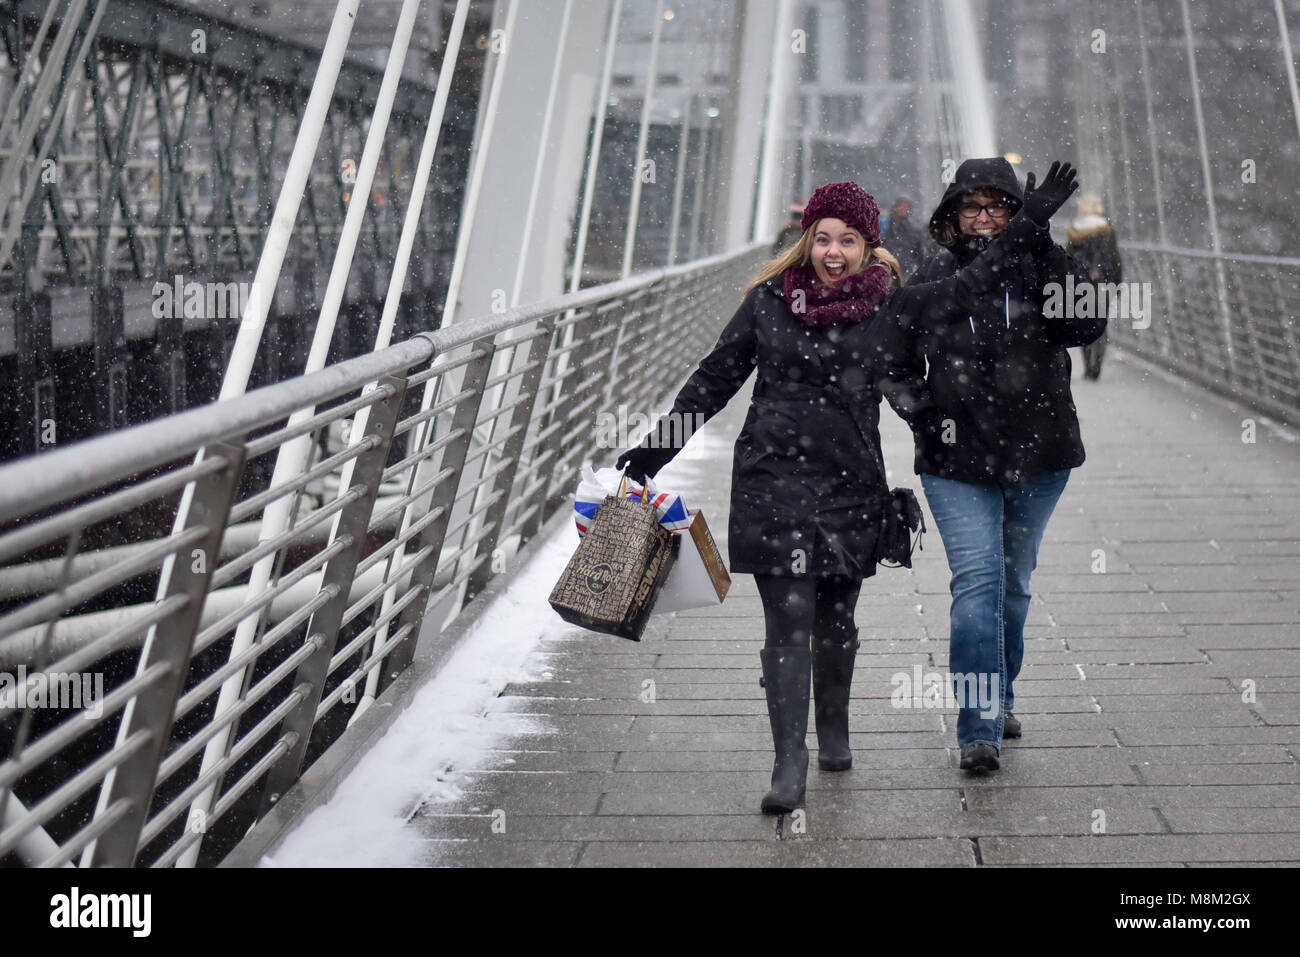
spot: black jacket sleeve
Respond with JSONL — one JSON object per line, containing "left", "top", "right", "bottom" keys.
{"left": 632, "top": 291, "right": 759, "bottom": 459}
{"left": 878, "top": 216, "right": 1048, "bottom": 445}
{"left": 890, "top": 214, "right": 1045, "bottom": 325}
{"left": 1037, "top": 237, "right": 1107, "bottom": 347}
{"left": 904, "top": 251, "right": 952, "bottom": 288}
{"left": 876, "top": 307, "right": 935, "bottom": 429}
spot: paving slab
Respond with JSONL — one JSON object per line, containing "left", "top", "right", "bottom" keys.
{"left": 341, "top": 353, "right": 1300, "bottom": 867}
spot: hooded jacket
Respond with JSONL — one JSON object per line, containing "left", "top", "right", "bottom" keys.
{"left": 891, "top": 158, "right": 1105, "bottom": 485}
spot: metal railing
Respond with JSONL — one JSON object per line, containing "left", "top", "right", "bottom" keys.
{"left": 1112, "top": 242, "right": 1300, "bottom": 425}
{"left": 0, "top": 242, "right": 765, "bottom": 867}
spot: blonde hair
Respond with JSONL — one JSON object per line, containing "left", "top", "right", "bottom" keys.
{"left": 1077, "top": 192, "right": 1105, "bottom": 216}
{"left": 744, "top": 221, "right": 902, "bottom": 301}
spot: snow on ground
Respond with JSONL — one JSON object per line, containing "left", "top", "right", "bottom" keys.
{"left": 263, "top": 526, "right": 578, "bottom": 868}
{"left": 263, "top": 404, "right": 733, "bottom": 867}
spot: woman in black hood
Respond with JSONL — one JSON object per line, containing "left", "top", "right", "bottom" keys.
{"left": 887, "top": 158, "right": 1104, "bottom": 772}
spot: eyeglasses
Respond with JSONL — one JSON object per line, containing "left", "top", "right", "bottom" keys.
{"left": 957, "top": 200, "right": 1014, "bottom": 219}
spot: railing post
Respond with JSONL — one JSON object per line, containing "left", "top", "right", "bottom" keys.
{"left": 528, "top": 306, "right": 606, "bottom": 535}
{"left": 381, "top": 337, "right": 496, "bottom": 678}
{"left": 520, "top": 334, "right": 580, "bottom": 541}
{"left": 464, "top": 319, "right": 554, "bottom": 601}
{"left": 85, "top": 440, "right": 246, "bottom": 867}
{"left": 253, "top": 375, "right": 407, "bottom": 819}
{"left": 1270, "top": 273, "right": 1300, "bottom": 398}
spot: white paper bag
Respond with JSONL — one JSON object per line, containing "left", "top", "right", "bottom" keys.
{"left": 654, "top": 509, "right": 731, "bottom": 614}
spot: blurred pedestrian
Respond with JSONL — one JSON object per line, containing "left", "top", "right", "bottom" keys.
{"left": 1066, "top": 192, "right": 1123, "bottom": 380}
{"left": 882, "top": 196, "right": 926, "bottom": 277}
{"left": 771, "top": 200, "right": 806, "bottom": 256}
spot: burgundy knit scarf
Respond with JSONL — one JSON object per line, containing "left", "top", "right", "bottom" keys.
{"left": 782, "top": 261, "right": 893, "bottom": 327}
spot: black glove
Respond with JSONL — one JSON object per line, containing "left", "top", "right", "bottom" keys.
{"left": 1021, "top": 160, "right": 1079, "bottom": 226}
{"left": 615, "top": 443, "right": 675, "bottom": 484}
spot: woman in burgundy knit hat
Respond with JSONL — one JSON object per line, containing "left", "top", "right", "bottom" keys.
{"left": 618, "top": 170, "right": 1078, "bottom": 813}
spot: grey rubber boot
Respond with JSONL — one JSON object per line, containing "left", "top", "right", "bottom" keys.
{"left": 759, "top": 646, "right": 811, "bottom": 814}
{"left": 813, "top": 628, "right": 859, "bottom": 771}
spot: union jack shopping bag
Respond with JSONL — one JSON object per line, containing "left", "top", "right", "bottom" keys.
{"left": 548, "top": 477, "right": 680, "bottom": 641}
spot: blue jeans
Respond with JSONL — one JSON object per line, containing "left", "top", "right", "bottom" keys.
{"left": 920, "top": 469, "right": 1071, "bottom": 751}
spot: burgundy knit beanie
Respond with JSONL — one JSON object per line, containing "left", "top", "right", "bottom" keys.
{"left": 800, "top": 181, "right": 881, "bottom": 245}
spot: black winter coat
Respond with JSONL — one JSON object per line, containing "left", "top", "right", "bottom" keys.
{"left": 640, "top": 225, "right": 1037, "bottom": 580}
{"left": 1066, "top": 220, "right": 1123, "bottom": 284}
{"left": 896, "top": 232, "right": 1105, "bottom": 485}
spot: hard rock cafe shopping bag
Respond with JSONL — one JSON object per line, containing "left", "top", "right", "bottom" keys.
{"left": 548, "top": 483, "right": 680, "bottom": 641}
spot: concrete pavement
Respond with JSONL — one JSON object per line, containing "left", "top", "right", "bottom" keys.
{"left": 412, "top": 347, "right": 1300, "bottom": 867}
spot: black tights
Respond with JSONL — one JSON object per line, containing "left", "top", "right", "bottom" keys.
{"left": 754, "top": 575, "right": 862, "bottom": 649}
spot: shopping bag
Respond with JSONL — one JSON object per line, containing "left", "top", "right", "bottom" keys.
{"left": 549, "top": 478, "right": 681, "bottom": 640}
{"left": 573, "top": 466, "right": 692, "bottom": 537}
{"left": 654, "top": 509, "right": 732, "bottom": 614}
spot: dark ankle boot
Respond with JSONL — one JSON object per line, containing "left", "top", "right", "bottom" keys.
{"left": 759, "top": 646, "right": 810, "bottom": 814}
{"left": 813, "top": 628, "right": 859, "bottom": 771}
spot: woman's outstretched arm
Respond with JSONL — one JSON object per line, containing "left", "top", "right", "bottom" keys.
{"left": 617, "top": 293, "right": 759, "bottom": 480}
{"left": 887, "top": 162, "right": 1083, "bottom": 328}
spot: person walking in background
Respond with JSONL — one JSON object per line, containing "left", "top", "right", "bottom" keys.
{"left": 616, "top": 175, "right": 1078, "bottom": 813}
{"left": 1066, "top": 192, "right": 1123, "bottom": 380}
{"left": 888, "top": 158, "right": 1099, "bottom": 773}
{"left": 882, "top": 196, "right": 926, "bottom": 277}
{"left": 771, "top": 200, "right": 806, "bottom": 256}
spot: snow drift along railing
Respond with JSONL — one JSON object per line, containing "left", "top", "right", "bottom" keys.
{"left": 1112, "top": 242, "right": 1300, "bottom": 426}
{"left": 0, "top": 242, "right": 765, "bottom": 867}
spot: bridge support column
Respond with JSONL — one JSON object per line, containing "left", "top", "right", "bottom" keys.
{"left": 90, "top": 284, "right": 129, "bottom": 434}
{"left": 10, "top": 292, "right": 56, "bottom": 458}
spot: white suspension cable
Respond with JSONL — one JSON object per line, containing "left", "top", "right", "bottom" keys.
{"left": 1178, "top": 0, "right": 1234, "bottom": 374}
{"left": 172, "top": 0, "right": 425, "bottom": 869}
{"left": 569, "top": 0, "right": 623, "bottom": 293}
{"left": 665, "top": 93, "right": 691, "bottom": 266}
{"left": 511, "top": 0, "right": 574, "bottom": 306}
{"left": 216, "top": 1, "right": 362, "bottom": 399}
{"left": 0, "top": 0, "right": 106, "bottom": 272}
{"left": 0, "top": 0, "right": 68, "bottom": 154}
{"left": 438, "top": 0, "right": 521, "bottom": 329}
{"left": 345, "top": 0, "right": 472, "bottom": 724}
{"left": 1273, "top": 0, "right": 1300, "bottom": 150}
{"left": 938, "top": 0, "right": 995, "bottom": 156}
{"left": 752, "top": 0, "right": 797, "bottom": 245}
{"left": 80, "top": 0, "right": 365, "bottom": 870}
{"left": 621, "top": 0, "right": 665, "bottom": 279}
